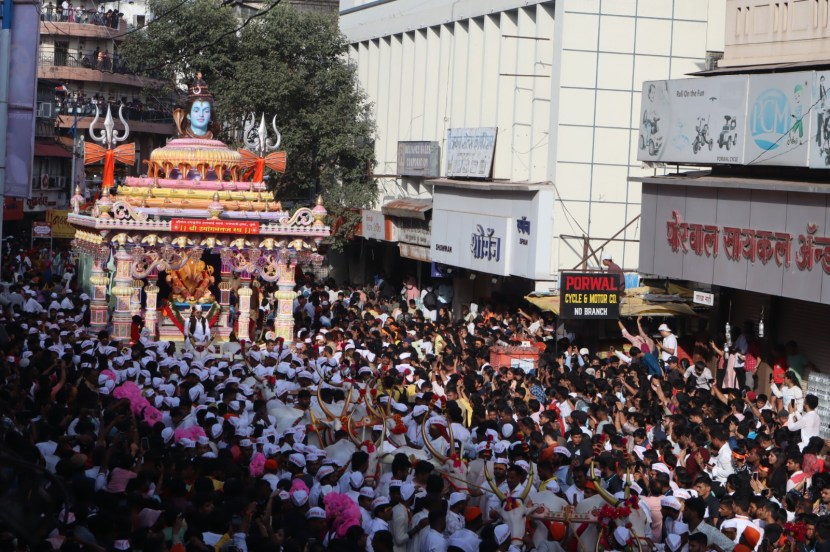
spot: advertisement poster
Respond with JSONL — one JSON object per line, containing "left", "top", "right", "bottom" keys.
{"left": 445, "top": 128, "right": 497, "bottom": 178}
{"left": 638, "top": 76, "right": 748, "bottom": 165}
{"left": 810, "top": 71, "right": 830, "bottom": 168}
{"left": 745, "top": 72, "right": 812, "bottom": 167}
{"left": 559, "top": 272, "right": 620, "bottom": 319}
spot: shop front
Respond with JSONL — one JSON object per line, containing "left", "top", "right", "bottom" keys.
{"left": 428, "top": 180, "right": 554, "bottom": 312}
{"left": 637, "top": 174, "right": 830, "bottom": 371}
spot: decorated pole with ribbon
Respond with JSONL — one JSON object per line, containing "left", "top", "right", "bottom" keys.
{"left": 238, "top": 114, "right": 286, "bottom": 182}
{"left": 85, "top": 104, "right": 134, "bottom": 191}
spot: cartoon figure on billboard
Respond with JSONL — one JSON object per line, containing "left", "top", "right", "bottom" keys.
{"left": 816, "top": 75, "right": 830, "bottom": 165}
{"left": 692, "top": 115, "right": 713, "bottom": 154}
{"left": 788, "top": 83, "right": 805, "bottom": 146}
{"left": 639, "top": 82, "right": 666, "bottom": 156}
{"left": 717, "top": 116, "right": 738, "bottom": 150}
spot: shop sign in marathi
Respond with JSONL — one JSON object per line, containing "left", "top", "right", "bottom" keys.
{"left": 430, "top": 210, "right": 511, "bottom": 276}
{"left": 25, "top": 192, "right": 60, "bottom": 212}
{"left": 361, "top": 210, "right": 387, "bottom": 240}
{"left": 170, "top": 219, "right": 260, "bottom": 234}
{"left": 397, "top": 225, "right": 431, "bottom": 247}
{"left": 45, "top": 209, "right": 75, "bottom": 239}
{"left": 516, "top": 216, "right": 531, "bottom": 246}
{"left": 32, "top": 222, "right": 52, "bottom": 238}
{"left": 559, "top": 272, "right": 620, "bottom": 319}
{"left": 445, "top": 127, "right": 497, "bottom": 178}
{"left": 693, "top": 290, "right": 715, "bottom": 306}
{"left": 397, "top": 141, "right": 440, "bottom": 177}
{"left": 665, "top": 211, "right": 830, "bottom": 273}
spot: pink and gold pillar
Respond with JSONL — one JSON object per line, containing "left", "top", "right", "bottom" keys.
{"left": 89, "top": 245, "right": 111, "bottom": 333}
{"left": 111, "top": 246, "right": 134, "bottom": 339}
{"left": 274, "top": 253, "right": 297, "bottom": 341}
{"left": 144, "top": 269, "right": 160, "bottom": 338}
{"left": 236, "top": 272, "right": 253, "bottom": 343}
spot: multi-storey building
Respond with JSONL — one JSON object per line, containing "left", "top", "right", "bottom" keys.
{"left": 337, "top": 0, "right": 725, "bottom": 306}
{"left": 30, "top": 0, "right": 173, "bottom": 219}
{"left": 636, "top": 0, "right": 830, "bottom": 370}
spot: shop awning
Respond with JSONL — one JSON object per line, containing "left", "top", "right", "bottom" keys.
{"left": 399, "top": 243, "right": 431, "bottom": 263}
{"left": 34, "top": 143, "right": 72, "bottom": 159}
{"left": 381, "top": 199, "right": 432, "bottom": 220}
{"left": 525, "top": 284, "right": 702, "bottom": 317}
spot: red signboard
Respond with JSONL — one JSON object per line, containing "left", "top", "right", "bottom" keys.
{"left": 666, "top": 211, "right": 830, "bottom": 273}
{"left": 170, "top": 219, "right": 260, "bottom": 235}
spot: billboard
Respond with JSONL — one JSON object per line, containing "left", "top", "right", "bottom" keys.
{"left": 745, "top": 72, "right": 811, "bottom": 166}
{"left": 810, "top": 71, "right": 830, "bottom": 169}
{"left": 637, "top": 71, "right": 817, "bottom": 168}
{"left": 45, "top": 209, "right": 75, "bottom": 238}
{"left": 4, "top": 0, "right": 40, "bottom": 198}
{"left": 638, "top": 77, "right": 749, "bottom": 165}
{"left": 559, "top": 272, "right": 620, "bottom": 319}
{"left": 397, "top": 141, "right": 440, "bottom": 177}
{"left": 445, "top": 127, "right": 497, "bottom": 178}
{"left": 430, "top": 210, "right": 511, "bottom": 276}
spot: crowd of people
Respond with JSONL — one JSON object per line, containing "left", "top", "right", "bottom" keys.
{"left": 54, "top": 92, "right": 174, "bottom": 124}
{"left": 1, "top": 237, "right": 829, "bottom": 552}
{"left": 41, "top": 2, "right": 123, "bottom": 29}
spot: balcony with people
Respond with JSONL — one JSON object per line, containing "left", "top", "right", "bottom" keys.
{"left": 40, "top": 1, "right": 131, "bottom": 39}
{"left": 37, "top": 47, "right": 165, "bottom": 88}
{"left": 51, "top": 91, "right": 176, "bottom": 135}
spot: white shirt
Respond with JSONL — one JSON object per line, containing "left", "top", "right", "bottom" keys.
{"left": 709, "top": 443, "right": 735, "bottom": 483}
{"left": 420, "top": 528, "right": 447, "bottom": 552}
{"left": 23, "top": 297, "right": 44, "bottom": 313}
{"left": 771, "top": 383, "right": 804, "bottom": 412}
{"left": 660, "top": 333, "right": 678, "bottom": 362}
{"left": 188, "top": 316, "right": 211, "bottom": 342}
{"left": 788, "top": 409, "right": 820, "bottom": 450}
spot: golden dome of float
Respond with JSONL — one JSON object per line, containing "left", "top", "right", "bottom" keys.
{"left": 148, "top": 138, "right": 244, "bottom": 181}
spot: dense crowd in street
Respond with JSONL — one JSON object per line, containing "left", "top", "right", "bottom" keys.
{"left": 0, "top": 236, "right": 829, "bottom": 552}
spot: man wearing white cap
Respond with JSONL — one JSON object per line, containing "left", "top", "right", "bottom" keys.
{"left": 445, "top": 492, "right": 467, "bottom": 537}
{"left": 655, "top": 323, "right": 677, "bottom": 363}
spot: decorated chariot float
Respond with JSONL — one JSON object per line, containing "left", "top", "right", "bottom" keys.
{"left": 68, "top": 75, "right": 329, "bottom": 342}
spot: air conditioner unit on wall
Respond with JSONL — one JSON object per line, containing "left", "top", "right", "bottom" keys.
{"left": 37, "top": 102, "right": 53, "bottom": 118}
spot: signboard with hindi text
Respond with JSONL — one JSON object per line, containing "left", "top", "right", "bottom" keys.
{"left": 45, "top": 209, "right": 75, "bottom": 239}
{"left": 559, "top": 272, "right": 620, "bottom": 319}
{"left": 445, "top": 127, "right": 497, "bottom": 178}
{"left": 397, "top": 141, "right": 440, "bottom": 177}
{"left": 170, "top": 219, "right": 260, "bottom": 234}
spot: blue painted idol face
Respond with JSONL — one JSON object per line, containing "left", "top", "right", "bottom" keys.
{"left": 189, "top": 100, "right": 212, "bottom": 136}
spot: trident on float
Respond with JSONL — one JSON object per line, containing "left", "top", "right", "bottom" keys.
{"left": 84, "top": 104, "right": 135, "bottom": 191}
{"left": 238, "top": 113, "right": 287, "bottom": 182}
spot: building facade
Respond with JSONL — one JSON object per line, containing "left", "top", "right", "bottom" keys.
{"left": 339, "top": 0, "right": 725, "bottom": 305}
{"left": 31, "top": 0, "right": 173, "bottom": 222}
{"left": 636, "top": 0, "right": 830, "bottom": 370}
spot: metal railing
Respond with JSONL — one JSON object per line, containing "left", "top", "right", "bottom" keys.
{"left": 40, "top": 6, "right": 127, "bottom": 31}
{"left": 32, "top": 175, "right": 69, "bottom": 191}
{"left": 53, "top": 98, "right": 174, "bottom": 124}
{"left": 38, "top": 50, "right": 167, "bottom": 82}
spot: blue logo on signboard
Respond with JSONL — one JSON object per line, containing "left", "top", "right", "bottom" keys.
{"left": 749, "top": 88, "right": 790, "bottom": 150}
